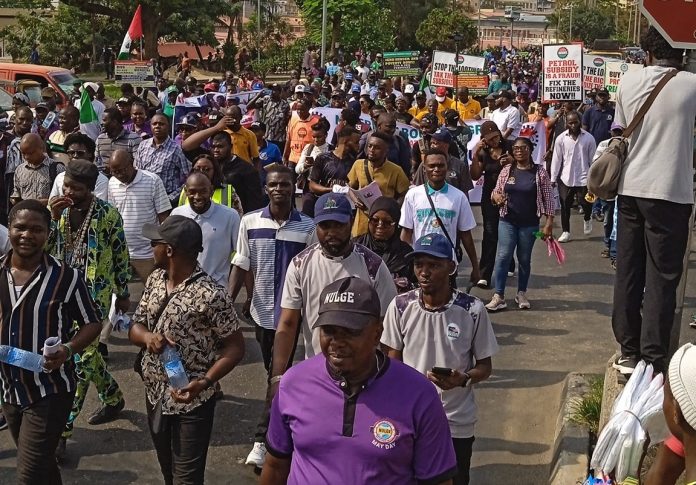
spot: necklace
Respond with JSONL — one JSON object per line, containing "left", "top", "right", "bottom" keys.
{"left": 65, "top": 198, "right": 95, "bottom": 267}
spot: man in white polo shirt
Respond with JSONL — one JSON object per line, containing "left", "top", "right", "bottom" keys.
{"left": 491, "top": 90, "right": 521, "bottom": 140}
{"left": 172, "top": 172, "right": 240, "bottom": 287}
{"left": 400, "top": 148, "right": 480, "bottom": 286}
{"left": 107, "top": 149, "right": 171, "bottom": 281}
{"left": 382, "top": 233, "right": 498, "bottom": 485}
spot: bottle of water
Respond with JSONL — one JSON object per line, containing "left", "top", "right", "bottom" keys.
{"left": 0, "top": 345, "right": 45, "bottom": 373}
{"left": 160, "top": 345, "right": 189, "bottom": 389}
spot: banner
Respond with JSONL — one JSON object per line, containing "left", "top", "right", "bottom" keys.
{"left": 454, "top": 74, "right": 490, "bottom": 96}
{"left": 382, "top": 51, "right": 421, "bottom": 78}
{"left": 583, "top": 55, "right": 618, "bottom": 91}
{"left": 604, "top": 61, "right": 643, "bottom": 101}
{"left": 542, "top": 44, "right": 583, "bottom": 103}
{"left": 114, "top": 60, "right": 155, "bottom": 88}
{"left": 431, "top": 51, "right": 486, "bottom": 87}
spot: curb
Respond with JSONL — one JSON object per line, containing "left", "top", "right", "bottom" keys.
{"left": 548, "top": 372, "right": 591, "bottom": 485}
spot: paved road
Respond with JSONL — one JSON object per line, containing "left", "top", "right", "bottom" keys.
{"left": 1, "top": 210, "right": 694, "bottom": 484}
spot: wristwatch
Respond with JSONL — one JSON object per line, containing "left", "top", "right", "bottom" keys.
{"left": 200, "top": 376, "right": 214, "bottom": 390}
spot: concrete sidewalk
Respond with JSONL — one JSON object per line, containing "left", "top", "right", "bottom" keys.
{"left": 0, "top": 211, "right": 694, "bottom": 484}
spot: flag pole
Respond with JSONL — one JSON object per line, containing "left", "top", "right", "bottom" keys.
{"left": 140, "top": 36, "right": 143, "bottom": 61}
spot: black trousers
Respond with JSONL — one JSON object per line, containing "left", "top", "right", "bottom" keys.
{"left": 255, "top": 320, "right": 301, "bottom": 443}
{"left": 3, "top": 391, "right": 75, "bottom": 485}
{"left": 146, "top": 396, "right": 217, "bottom": 485}
{"left": 255, "top": 324, "right": 276, "bottom": 372}
{"left": 452, "top": 436, "right": 475, "bottom": 485}
{"left": 612, "top": 195, "right": 692, "bottom": 373}
{"left": 479, "top": 195, "right": 515, "bottom": 284}
{"left": 557, "top": 181, "right": 591, "bottom": 232}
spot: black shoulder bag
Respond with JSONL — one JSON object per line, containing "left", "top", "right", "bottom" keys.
{"left": 424, "top": 185, "right": 463, "bottom": 262}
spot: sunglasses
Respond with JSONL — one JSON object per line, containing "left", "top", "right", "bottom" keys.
{"left": 149, "top": 240, "right": 167, "bottom": 247}
{"left": 67, "top": 150, "right": 87, "bottom": 157}
{"left": 369, "top": 217, "right": 396, "bottom": 227}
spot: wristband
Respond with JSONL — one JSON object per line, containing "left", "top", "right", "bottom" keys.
{"left": 461, "top": 372, "right": 471, "bottom": 388}
{"left": 63, "top": 343, "right": 74, "bottom": 359}
{"left": 270, "top": 375, "right": 283, "bottom": 385}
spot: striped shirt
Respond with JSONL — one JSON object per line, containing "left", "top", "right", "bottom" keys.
{"left": 0, "top": 253, "right": 101, "bottom": 406}
{"left": 108, "top": 169, "right": 172, "bottom": 260}
{"left": 232, "top": 207, "right": 315, "bottom": 330}
{"left": 136, "top": 137, "right": 191, "bottom": 200}
{"left": 95, "top": 129, "right": 142, "bottom": 173}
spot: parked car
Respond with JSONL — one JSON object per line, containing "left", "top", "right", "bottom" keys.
{"left": 0, "top": 63, "right": 82, "bottom": 107}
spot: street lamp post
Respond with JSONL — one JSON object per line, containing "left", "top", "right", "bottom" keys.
{"left": 257, "top": 0, "right": 261, "bottom": 62}
{"left": 569, "top": 3, "right": 573, "bottom": 41}
{"left": 320, "top": 0, "right": 327, "bottom": 66}
{"left": 451, "top": 31, "right": 464, "bottom": 109}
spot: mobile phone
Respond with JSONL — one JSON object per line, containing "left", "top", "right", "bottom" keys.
{"left": 305, "top": 156, "right": 314, "bottom": 165}
{"left": 431, "top": 367, "right": 453, "bottom": 376}
{"left": 42, "top": 111, "right": 56, "bottom": 129}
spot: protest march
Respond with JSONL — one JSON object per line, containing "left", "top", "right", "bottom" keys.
{"left": 0, "top": 5, "right": 696, "bottom": 484}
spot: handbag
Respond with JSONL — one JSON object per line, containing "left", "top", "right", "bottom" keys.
{"left": 424, "top": 185, "right": 463, "bottom": 262}
{"left": 587, "top": 69, "right": 676, "bottom": 199}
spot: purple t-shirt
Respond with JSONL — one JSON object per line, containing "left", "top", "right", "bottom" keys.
{"left": 266, "top": 353, "right": 457, "bottom": 485}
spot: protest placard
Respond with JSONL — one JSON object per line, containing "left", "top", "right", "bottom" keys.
{"left": 583, "top": 55, "right": 618, "bottom": 91}
{"left": 382, "top": 51, "right": 421, "bottom": 77}
{"left": 431, "top": 51, "right": 486, "bottom": 87}
{"left": 604, "top": 61, "right": 643, "bottom": 100}
{"left": 114, "top": 60, "right": 155, "bottom": 88}
{"left": 541, "top": 44, "right": 583, "bottom": 103}
{"left": 454, "top": 74, "right": 490, "bottom": 96}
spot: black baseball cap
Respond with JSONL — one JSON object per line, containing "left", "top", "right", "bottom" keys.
{"left": 496, "top": 90, "right": 513, "bottom": 99}
{"left": 314, "top": 277, "right": 381, "bottom": 330}
{"left": 142, "top": 215, "right": 203, "bottom": 253}
{"left": 596, "top": 87, "right": 610, "bottom": 96}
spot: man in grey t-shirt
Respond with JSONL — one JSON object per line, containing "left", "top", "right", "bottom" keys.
{"left": 382, "top": 233, "right": 498, "bottom": 485}
{"left": 611, "top": 27, "right": 696, "bottom": 376}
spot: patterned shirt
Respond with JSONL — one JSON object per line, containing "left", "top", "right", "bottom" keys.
{"left": 11, "top": 156, "right": 64, "bottom": 201}
{"left": 0, "top": 253, "right": 100, "bottom": 406}
{"left": 48, "top": 197, "right": 131, "bottom": 320}
{"left": 258, "top": 97, "right": 290, "bottom": 142}
{"left": 96, "top": 129, "right": 142, "bottom": 173}
{"left": 493, "top": 164, "right": 555, "bottom": 219}
{"left": 133, "top": 267, "right": 239, "bottom": 414}
{"left": 232, "top": 207, "right": 315, "bottom": 330}
{"left": 135, "top": 136, "right": 191, "bottom": 200}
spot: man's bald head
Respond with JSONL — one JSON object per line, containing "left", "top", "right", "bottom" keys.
{"left": 19, "top": 133, "right": 45, "bottom": 166}
{"left": 111, "top": 149, "right": 133, "bottom": 166}
{"left": 186, "top": 171, "right": 212, "bottom": 188}
{"left": 109, "top": 149, "right": 136, "bottom": 183}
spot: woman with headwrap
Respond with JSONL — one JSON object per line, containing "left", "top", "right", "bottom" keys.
{"left": 355, "top": 196, "right": 416, "bottom": 293}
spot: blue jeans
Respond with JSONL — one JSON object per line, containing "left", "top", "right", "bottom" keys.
{"left": 493, "top": 220, "right": 538, "bottom": 297}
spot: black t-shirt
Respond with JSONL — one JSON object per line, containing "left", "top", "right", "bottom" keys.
{"left": 479, "top": 140, "right": 513, "bottom": 198}
{"left": 309, "top": 151, "right": 353, "bottom": 190}
{"left": 502, "top": 165, "right": 539, "bottom": 227}
{"left": 220, "top": 156, "right": 264, "bottom": 212}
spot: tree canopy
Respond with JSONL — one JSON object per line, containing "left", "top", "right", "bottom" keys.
{"left": 415, "top": 8, "right": 478, "bottom": 52}
{"left": 549, "top": 1, "right": 616, "bottom": 45}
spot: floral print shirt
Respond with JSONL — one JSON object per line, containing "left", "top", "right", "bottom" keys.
{"left": 133, "top": 267, "right": 239, "bottom": 414}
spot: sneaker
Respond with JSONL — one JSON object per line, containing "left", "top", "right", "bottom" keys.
{"left": 610, "top": 259, "right": 617, "bottom": 271}
{"left": 476, "top": 279, "right": 488, "bottom": 288}
{"left": 578, "top": 206, "right": 584, "bottom": 214}
{"left": 88, "top": 398, "right": 125, "bottom": 425}
{"left": 485, "top": 294, "right": 507, "bottom": 312}
{"left": 507, "top": 271, "right": 515, "bottom": 277}
{"left": 0, "top": 413, "right": 7, "bottom": 431}
{"left": 593, "top": 212, "right": 604, "bottom": 222}
{"left": 97, "top": 342, "right": 109, "bottom": 360}
{"left": 612, "top": 355, "right": 639, "bottom": 375}
{"left": 600, "top": 248, "right": 610, "bottom": 258}
{"left": 245, "top": 441, "right": 266, "bottom": 467}
{"left": 583, "top": 220, "right": 593, "bottom": 235}
{"left": 558, "top": 231, "right": 571, "bottom": 243}
{"left": 55, "top": 437, "right": 66, "bottom": 462}
{"left": 515, "top": 291, "right": 531, "bottom": 309}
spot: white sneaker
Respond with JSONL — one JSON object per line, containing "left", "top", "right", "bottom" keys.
{"left": 558, "top": 231, "right": 571, "bottom": 243}
{"left": 583, "top": 220, "right": 592, "bottom": 235}
{"left": 515, "top": 291, "right": 531, "bottom": 309}
{"left": 507, "top": 271, "right": 515, "bottom": 277}
{"left": 485, "top": 294, "right": 507, "bottom": 312}
{"left": 245, "top": 442, "right": 266, "bottom": 467}
{"left": 476, "top": 279, "right": 488, "bottom": 288}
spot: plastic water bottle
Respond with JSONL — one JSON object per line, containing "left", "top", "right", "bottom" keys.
{"left": 160, "top": 345, "right": 189, "bottom": 389}
{"left": 0, "top": 345, "right": 45, "bottom": 373}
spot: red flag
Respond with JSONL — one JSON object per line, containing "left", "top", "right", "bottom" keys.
{"left": 127, "top": 4, "right": 143, "bottom": 40}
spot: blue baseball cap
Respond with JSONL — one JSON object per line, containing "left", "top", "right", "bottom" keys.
{"left": 351, "top": 83, "right": 360, "bottom": 93}
{"left": 345, "top": 72, "right": 354, "bottom": 80}
{"left": 314, "top": 193, "right": 352, "bottom": 224}
{"left": 407, "top": 233, "right": 452, "bottom": 260}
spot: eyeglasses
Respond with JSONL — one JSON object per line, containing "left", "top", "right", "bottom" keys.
{"left": 67, "top": 150, "right": 87, "bottom": 157}
{"left": 369, "top": 217, "right": 396, "bottom": 228}
{"left": 512, "top": 146, "right": 530, "bottom": 152}
{"left": 149, "top": 240, "right": 167, "bottom": 247}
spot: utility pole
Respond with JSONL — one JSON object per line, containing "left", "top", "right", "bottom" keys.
{"left": 569, "top": 3, "right": 573, "bottom": 41}
{"left": 257, "top": 0, "right": 261, "bottom": 61}
{"left": 320, "top": 0, "right": 327, "bottom": 66}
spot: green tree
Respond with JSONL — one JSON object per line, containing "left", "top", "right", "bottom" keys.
{"left": 340, "top": 5, "right": 396, "bottom": 53}
{"left": 548, "top": 2, "right": 615, "bottom": 44}
{"left": 415, "top": 8, "right": 478, "bottom": 52}
{"left": 1, "top": 4, "right": 95, "bottom": 66}
{"left": 390, "top": 0, "right": 445, "bottom": 49}
{"left": 297, "top": 0, "right": 391, "bottom": 57}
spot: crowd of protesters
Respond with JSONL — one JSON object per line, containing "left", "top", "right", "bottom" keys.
{"left": 0, "top": 25, "right": 694, "bottom": 485}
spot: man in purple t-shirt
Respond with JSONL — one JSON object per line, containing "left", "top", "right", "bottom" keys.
{"left": 261, "top": 277, "right": 457, "bottom": 485}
